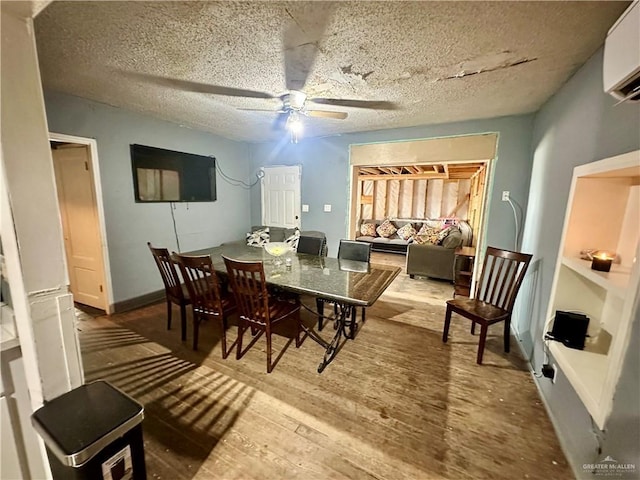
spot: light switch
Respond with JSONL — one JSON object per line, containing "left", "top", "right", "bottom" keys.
{"left": 302, "top": 204, "right": 309, "bottom": 212}
{"left": 323, "top": 204, "right": 332, "bottom": 212}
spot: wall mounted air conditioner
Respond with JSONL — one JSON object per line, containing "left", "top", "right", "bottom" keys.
{"left": 603, "top": 1, "right": 640, "bottom": 103}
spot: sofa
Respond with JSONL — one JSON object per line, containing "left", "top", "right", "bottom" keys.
{"left": 406, "top": 221, "right": 472, "bottom": 281}
{"left": 355, "top": 218, "right": 472, "bottom": 281}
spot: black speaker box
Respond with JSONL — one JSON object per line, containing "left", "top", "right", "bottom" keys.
{"left": 549, "top": 310, "right": 590, "bottom": 350}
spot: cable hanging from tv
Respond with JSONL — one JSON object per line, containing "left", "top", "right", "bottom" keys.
{"left": 216, "top": 160, "right": 263, "bottom": 189}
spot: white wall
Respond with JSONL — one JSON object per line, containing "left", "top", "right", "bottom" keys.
{"left": 44, "top": 91, "right": 253, "bottom": 304}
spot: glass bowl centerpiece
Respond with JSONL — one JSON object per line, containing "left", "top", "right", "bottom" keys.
{"left": 263, "top": 242, "right": 293, "bottom": 266}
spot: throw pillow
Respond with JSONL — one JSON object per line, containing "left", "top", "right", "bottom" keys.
{"left": 246, "top": 227, "right": 269, "bottom": 247}
{"left": 416, "top": 222, "right": 440, "bottom": 236}
{"left": 413, "top": 226, "right": 440, "bottom": 245}
{"left": 396, "top": 223, "right": 417, "bottom": 241}
{"left": 376, "top": 220, "right": 397, "bottom": 238}
{"left": 285, "top": 229, "right": 300, "bottom": 249}
{"left": 360, "top": 222, "right": 377, "bottom": 237}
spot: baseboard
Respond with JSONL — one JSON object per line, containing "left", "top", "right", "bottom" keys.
{"left": 112, "top": 289, "right": 165, "bottom": 313}
{"left": 513, "top": 329, "right": 582, "bottom": 480}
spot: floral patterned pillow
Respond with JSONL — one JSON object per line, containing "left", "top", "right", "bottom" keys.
{"left": 246, "top": 227, "right": 270, "bottom": 247}
{"left": 360, "top": 222, "right": 377, "bottom": 237}
{"left": 376, "top": 220, "right": 397, "bottom": 238}
{"left": 396, "top": 223, "right": 417, "bottom": 241}
{"left": 417, "top": 221, "right": 442, "bottom": 235}
{"left": 413, "top": 227, "right": 440, "bottom": 245}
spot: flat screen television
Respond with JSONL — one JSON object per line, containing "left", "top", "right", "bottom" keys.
{"left": 131, "top": 144, "right": 217, "bottom": 202}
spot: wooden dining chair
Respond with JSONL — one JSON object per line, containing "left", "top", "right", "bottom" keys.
{"left": 174, "top": 253, "right": 237, "bottom": 354}
{"left": 147, "top": 242, "right": 191, "bottom": 341}
{"left": 223, "top": 256, "right": 302, "bottom": 373}
{"left": 317, "top": 239, "right": 372, "bottom": 330}
{"left": 442, "top": 246, "right": 532, "bottom": 364}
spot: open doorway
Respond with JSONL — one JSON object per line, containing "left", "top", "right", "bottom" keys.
{"left": 49, "top": 133, "right": 113, "bottom": 313}
{"left": 348, "top": 133, "right": 498, "bottom": 288}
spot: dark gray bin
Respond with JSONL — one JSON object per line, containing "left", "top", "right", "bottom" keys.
{"left": 31, "top": 380, "right": 146, "bottom": 480}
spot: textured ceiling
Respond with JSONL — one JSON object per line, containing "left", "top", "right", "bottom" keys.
{"left": 34, "top": 1, "right": 628, "bottom": 143}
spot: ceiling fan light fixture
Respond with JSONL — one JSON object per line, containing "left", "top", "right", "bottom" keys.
{"left": 286, "top": 111, "right": 304, "bottom": 143}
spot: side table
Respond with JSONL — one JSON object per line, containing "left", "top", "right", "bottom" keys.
{"left": 453, "top": 246, "right": 476, "bottom": 297}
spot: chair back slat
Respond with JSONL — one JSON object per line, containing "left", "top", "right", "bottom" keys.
{"left": 148, "top": 242, "right": 184, "bottom": 299}
{"left": 223, "top": 256, "right": 270, "bottom": 326}
{"left": 475, "top": 246, "right": 532, "bottom": 312}
{"left": 338, "top": 240, "right": 371, "bottom": 263}
{"left": 174, "top": 254, "right": 224, "bottom": 316}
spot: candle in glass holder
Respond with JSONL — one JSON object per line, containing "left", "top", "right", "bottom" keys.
{"left": 591, "top": 252, "right": 613, "bottom": 272}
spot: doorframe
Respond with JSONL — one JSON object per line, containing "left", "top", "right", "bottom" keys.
{"left": 49, "top": 132, "right": 114, "bottom": 314}
{"left": 347, "top": 133, "right": 499, "bottom": 292}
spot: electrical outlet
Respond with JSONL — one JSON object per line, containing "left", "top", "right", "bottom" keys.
{"left": 502, "top": 191, "right": 510, "bottom": 201}
{"left": 302, "top": 204, "right": 309, "bottom": 212}
{"left": 323, "top": 204, "right": 332, "bottom": 212}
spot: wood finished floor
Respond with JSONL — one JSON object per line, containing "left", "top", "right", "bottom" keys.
{"left": 77, "top": 253, "right": 573, "bottom": 480}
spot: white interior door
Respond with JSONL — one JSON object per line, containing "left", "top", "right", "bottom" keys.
{"left": 261, "top": 165, "right": 301, "bottom": 228}
{"left": 52, "top": 145, "right": 107, "bottom": 310}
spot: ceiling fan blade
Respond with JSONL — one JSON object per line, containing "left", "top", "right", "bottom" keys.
{"left": 309, "top": 98, "right": 399, "bottom": 110}
{"left": 272, "top": 111, "right": 289, "bottom": 131}
{"left": 307, "top": 110, "right": 348, "bottom": 120}
{"left": 123, "top": 71, "right": 275, "bottom": 99}
{"left": 237, "top": 108, "right": 285, "bottom": 113}
{"left": 283, "top": 5, "right": 334, "bottom": 91}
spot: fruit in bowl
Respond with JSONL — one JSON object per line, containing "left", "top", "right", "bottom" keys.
{"left": 263, "top": 242, "right": 293, "bottom": 265}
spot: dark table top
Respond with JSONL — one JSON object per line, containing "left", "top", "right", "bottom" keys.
{"left": 186, "top": 243, "right": 401, "bottom": 307}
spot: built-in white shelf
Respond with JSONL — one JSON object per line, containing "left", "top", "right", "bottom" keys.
{"left": 545, "top": 149, "right": 640, "bottom": 430}
{"left": 549, "top": 342, "right": 609, "bottom": 415}
{"left": 561, "top": 257, "right": 631, "bottom": 299}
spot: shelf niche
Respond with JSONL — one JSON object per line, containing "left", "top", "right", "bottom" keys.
{"left": 545, "top": 150, "right": 640, "bottom": 429}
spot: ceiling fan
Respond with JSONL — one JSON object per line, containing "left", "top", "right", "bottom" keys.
{"left": 123, "top": 9, "right": 398, "bottom": 139}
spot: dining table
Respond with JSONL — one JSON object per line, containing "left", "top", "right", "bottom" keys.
{"left": 186, "top": 243, "right": 401, "bottom": 372}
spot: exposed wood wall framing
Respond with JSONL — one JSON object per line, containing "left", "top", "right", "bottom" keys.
{"left": 348, "top": 134, "right": 497, "bottom": 246}
{"left": 467, "top": 164, "right": 487, "bottom": 245}
{"left": 356, "top": 162, "right": 484, "bottom": 223}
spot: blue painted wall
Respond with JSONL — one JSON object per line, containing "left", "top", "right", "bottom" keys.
{"left": 44, "top": 91, "right": 252, "bottom": 304}
{"left": 249, "top": 115, "right": 535, "bottom": 257}
{"left": 518, "top": 48, "right": 640, "bottom": 476}
{"left": 43, "top": 46, "right": 639, "bottom": 476}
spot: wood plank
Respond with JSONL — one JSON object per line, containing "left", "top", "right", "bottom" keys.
{"left": 447, "top": 193, "right": 470, "bottom": 218}
{"left": 362, "top": 181, "right": 374, "bottom": 219}
{"left": 414, "top": 179, "right": 426, "bottom": 219}
{"left": 358, "top": 173, "right": 448, "bottom": 181}
{"left": 374, "top": 180, "right": 387, "bottom": 220}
